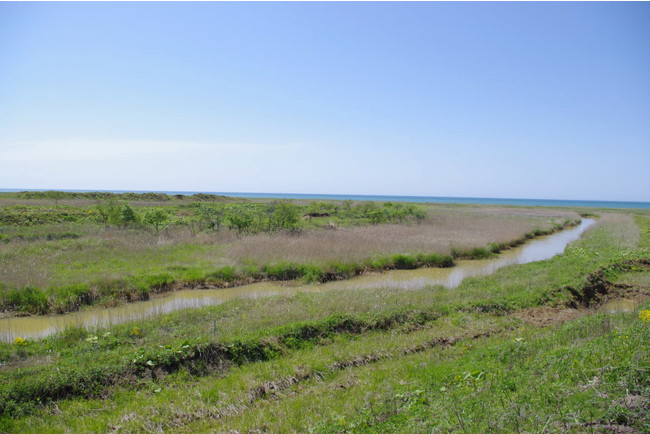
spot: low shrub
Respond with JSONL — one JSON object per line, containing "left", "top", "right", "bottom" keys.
{"left": 50, "top": 284, "right": 93, "bottom": 313}
{"left": 301, "top": 264, "right": 324, "bottom": 283}
{"left": 417, "top": 253, "right": 455, "bottom": 268}
{"left": 263, "top": 262, "right": 306, "bottom": 281}
{"left": 392, "top": 254, "right": 418, "bottom": 269}
{"left": 1, "top": 286, "right": 49, "bottom": 314}
{"left": 451, "top": 247, "right": 494, "bottom": 259}
{"left": 206, "top": 266, "right": 240, "bottom": 283}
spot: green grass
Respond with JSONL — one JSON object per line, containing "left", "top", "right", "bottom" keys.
{"left": 0, "top": 209, "right": 648, "bottom": 432}
{"left": 3, "top": 309, "right": 648, "bottom": 432}
{"left": 637, "top": 214, "right": 650, "bottom": 250}
{"left": 284, "top": 312, "right": 649, "bottom": 433}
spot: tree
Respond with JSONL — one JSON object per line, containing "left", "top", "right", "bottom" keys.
{"left": 409, "top": 206, "right": 427, "bottom": 224}
{"left": 264, "top": 203, "right": 277, "bottom": 232}
{"left": 342, "top": 200, "right": 353, "bottom": 215}
{"left": 95, "top": 200, "right": 122, "bottom": 226}
{"left": 227, "top": 212, "right": 253, "bottom": 236}
{"left": 272, "top": 202, "right": 300, "bottom": 232}
{"left": 120, "top": 204, "right": 138, "bottom": 227}
{"left": 142, "top": 209, "right": 169, "bottom": 234}
{"left": 197, "top": 204, "right": 225, "bottom": 231}
{"left": 45, "top": 190, "right": 66, "bottom": 205}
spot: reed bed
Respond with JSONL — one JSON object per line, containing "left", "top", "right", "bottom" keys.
{"left": 227, "top": 207, "right": 579, "bottom": 264}
{"left": 0, "top": 207, "right": 577, "bottom": 290}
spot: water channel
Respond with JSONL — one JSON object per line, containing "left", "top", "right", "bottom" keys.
{"left": 0, "top": 219, "right": 595, "bottom": 342}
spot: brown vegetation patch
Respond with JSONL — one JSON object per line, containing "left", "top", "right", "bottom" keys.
{"left": 518, "top": 259, "right": 650, "bottom": 327}
{"left": 565, "top": 259, "right": 650, "bottom": 308}
{"left": 512, "top": 307, "right": 585, "bottom": 327}
{"left": 562, "top": 422, "right": 638, "bottom": 433}
{"left": 615, "top": 394, "right": 649, "bottom": 413}
{"left": 0, "top": 354, "right": 57, "bottom": 371}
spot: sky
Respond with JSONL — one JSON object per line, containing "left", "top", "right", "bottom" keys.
{"left": 1, "top": 2, "right": 649, "bottom": 202}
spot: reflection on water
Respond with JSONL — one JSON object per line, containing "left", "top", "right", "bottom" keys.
{"left": 0, "top": 219, "right": 594, "bottom": 342}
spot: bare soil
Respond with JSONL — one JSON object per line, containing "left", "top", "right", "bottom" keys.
{"left": 512, "top": 306, "right": 585, "bottom": 327}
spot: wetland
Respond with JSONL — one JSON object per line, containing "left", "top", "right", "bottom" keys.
{"left": 0, "top": 191, "right": 648, "bottom": 432}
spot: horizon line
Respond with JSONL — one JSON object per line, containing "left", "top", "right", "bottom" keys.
{"left": 1, "top": 187, "right": 649, "bottom": 205}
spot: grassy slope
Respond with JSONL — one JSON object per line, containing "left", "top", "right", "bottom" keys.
{"left": 0, "top": 211, "right": 648, "bottom": 432}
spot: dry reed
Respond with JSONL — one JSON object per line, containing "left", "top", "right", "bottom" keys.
{"left": 227, "top": 207, "right": 579, "bottom": 264}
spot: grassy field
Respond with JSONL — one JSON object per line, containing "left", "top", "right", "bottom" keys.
{"left": 0, "top": 199, "right": 648, "bottom": 432}
{"left": 0, "top": 192, "right": 579, "bottom": 314}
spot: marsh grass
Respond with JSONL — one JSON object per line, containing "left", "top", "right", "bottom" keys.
{"left": 228, "top": 208, "right": 577, "bottom": 264}
{"left": 0, "top": 205, "right": 579, "bottom": 313}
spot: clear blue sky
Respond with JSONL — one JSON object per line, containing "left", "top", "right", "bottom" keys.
{"left": 1, "top": 2, "right": 649, "bottom": 201}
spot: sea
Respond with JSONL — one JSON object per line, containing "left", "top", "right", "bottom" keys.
{"left": 2, "top": 188, "right": 650, "bottom": 209}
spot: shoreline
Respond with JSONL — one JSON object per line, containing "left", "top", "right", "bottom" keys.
{"left": 2, "top": 189, "right": 649, "bottom": 209}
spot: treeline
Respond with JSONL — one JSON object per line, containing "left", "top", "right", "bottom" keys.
{"left": 0, "top": 206, "right": 92, "bottom": 226}
{"left": 6, "top": 191, "right": 230, "bottom": 202}
{"left": 94, "top": 201, "right": 306, "bottom": 235}
{"left": 0, "top": 200, "right": 429, "bottom": 233}
{"left": 305, "top": 200, "right": 426, "bottom": 224}
{"left": 98, "top": 201, "right": 428, "bottom": 235}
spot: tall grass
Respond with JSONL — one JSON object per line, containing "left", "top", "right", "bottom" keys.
{"left": 228, "top": 209, "right": 578, "bottom": 264}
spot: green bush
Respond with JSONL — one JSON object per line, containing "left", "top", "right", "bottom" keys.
{"left": 324, "top": 262, "right": 362, "bottom": 280}
{"left": 51, "top": 284, "right": 93, "bottom": 313}
{"left": 1, "top": 286, "right": 49, "bottom": 314}
{"left": 227, "top": 211, "right": 253, "bottom": 235}
{"left": 0, "top": 206, "right": 89, "bottom": 226}
{"left": 271, "top": 202, "right": 301, "bottom": 231}
{"left": 417, "top": 253, "right": 455, "bottom": 268}
{"left": 142, "top": 209, "right": 170, "bottom": 233}
{"left": 136, "top": 273, "right": 175, "bottom": 290}
{"left": 263, "top": 262, "right": 306, "bottom": 280}
{"left": 301, "top": 264, "right": 324, "bottom": 283}
{"left": 366, "top": 256, "right": 393, "bottom": 270}
{"left": 452, "top": 247, "right": 494, "bottom": 259}
{"left": 206, "top": 266, "right": 240, "bottom": 283}
{"left": 392, "top": 254, "right": 418, "bottom": 269}
{"left": 468, "top": 247, "right": 493, "bottom": 259}
{"left": 120, "top": 204, "right": 138, "bottom": 227}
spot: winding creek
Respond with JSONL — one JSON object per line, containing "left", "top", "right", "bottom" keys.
{"left": 0, "top": 219, "right": 595, "bottom": 342}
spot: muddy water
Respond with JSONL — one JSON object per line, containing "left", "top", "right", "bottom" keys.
{"left": 0, "top": 219, "right": 595, "bottom": 342}
{"left": 599, "top": 299, "right": 640, "bottom": 313}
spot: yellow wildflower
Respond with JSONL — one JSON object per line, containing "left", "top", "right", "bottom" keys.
{"left": 14, "top": 337, "right": 26, "bottom": 345}
{"left": 639, "top": 310, "right": 650, "bottom": 322}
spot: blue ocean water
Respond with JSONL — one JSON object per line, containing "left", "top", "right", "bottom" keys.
{"left": 210, "top": 192, "right": 650, "bottom": 209}
{"left": 2, "top": 188, "right": 650, "bottom": 209}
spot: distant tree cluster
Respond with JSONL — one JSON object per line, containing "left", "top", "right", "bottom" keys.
{"left": 14, "top": 190, "right": 230, "bottom": 202}
{"left": 168, "top": 200, "right": 427, "bottom": 237}
{"left": 91, "top": 201, "right": 302, "bottom": 236}
{"left": 305, "top": 201, "right": 427, "bottom": 224}
{"left": 95, "top": 201, "right": 140, "bottom": 228}
{"left": 191, "top": 202, "right": 302, "bottom": 236}
{"left": 1, "top": 194, "right": 428, "bottom": 236}
{"left": 0, "top": 206, "right": 91, "bottom": 226}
